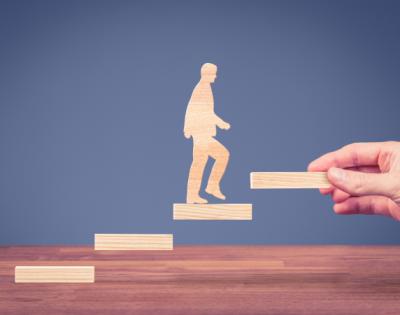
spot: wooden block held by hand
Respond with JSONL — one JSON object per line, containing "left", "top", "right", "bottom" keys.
{"left": 15, "top": 266, "right": 95, "bottom": 283}
{"left": 250, "top": 172, "right": 330, "bottom": 189}
{"left": 94, "top": 234, "right": 173, "bottom": 250}
{"left": 173, "top": 203, "right": 252, "bottom": 220}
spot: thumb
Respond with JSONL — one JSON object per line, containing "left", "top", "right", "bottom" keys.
{"left": 327, "top": 167, "right": 395, "bottom": 198}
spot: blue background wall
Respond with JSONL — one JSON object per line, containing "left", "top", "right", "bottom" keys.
{"left": 1, "top": 0, "right": 399, "bottom": 245}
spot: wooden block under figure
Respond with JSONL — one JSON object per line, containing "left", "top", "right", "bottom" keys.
{"left": 173, "top": 203, "right": 252, "bottom": 220}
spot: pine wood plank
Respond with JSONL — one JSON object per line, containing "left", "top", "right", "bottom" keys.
{"left": 94, "top": 234, "right": 173, "bottom": 250}
{"left": 250, "top": 172, "right": 330, "bottom": 189}
{"left": 15, "top": 266, "right": 94, "bottom": 283}
{"left": 173, "top": 203, "right": 252, "bottom": 220}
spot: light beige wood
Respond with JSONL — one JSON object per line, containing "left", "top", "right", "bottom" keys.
{"left": 250, "top": 172, "right": 330, "bottom": 189}
{"left": 173, "top": 203, "right": 252, "bottom": 220}
{"left": 15, "top": 266, "right": 94, "bottom": 283}
{"left": 94, "top": 234, "right": 173, "bottom": 250}
{"left": 184, "top": 63, "right": 231, "bottom": 204}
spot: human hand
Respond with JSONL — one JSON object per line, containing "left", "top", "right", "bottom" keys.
{"left": 308, "top": 141, "right": 400, "bottom": 221}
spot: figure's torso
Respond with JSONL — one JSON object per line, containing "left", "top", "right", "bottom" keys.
{"left": 185, "top": 82, "right": 216, "bottom": 139}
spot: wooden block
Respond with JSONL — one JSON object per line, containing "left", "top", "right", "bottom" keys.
{"left": 250, "top": 172, "right": 330, "bottom": 189}
{"left": 94, "top": 234, "right": 173, "bottom": 250}
{"left": 15, "top": 266, "right": 95, "bottom": 283}
{"left": 173, "top": 203, "right": 252, "bottom": 220}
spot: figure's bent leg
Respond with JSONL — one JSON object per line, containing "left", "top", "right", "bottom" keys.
{"left": 206, "top": 138, "right": 230, "bottom": 200}
{"left": 186, "top": 142, "right": 209, "bottom": 204}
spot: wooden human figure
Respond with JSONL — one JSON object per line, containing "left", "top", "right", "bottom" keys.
{"left": 184, "top": 63, "right": 231, "bottom": 204}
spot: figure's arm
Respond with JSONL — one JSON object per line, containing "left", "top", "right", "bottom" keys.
{"left": 183, "top": 104, "right": 193, "bottom": 139}
{"left": 214, "top": 113, "right": 230, "bottom": 130}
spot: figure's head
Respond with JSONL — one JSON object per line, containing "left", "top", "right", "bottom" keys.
{"left": 200, "top": 63, "right": 217, "bottom": 83}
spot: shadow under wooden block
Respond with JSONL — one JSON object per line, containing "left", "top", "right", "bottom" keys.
{"left": 15, "top": 266, "right": 95, "bottom": 283}
{"left": 173, "top": 203, "right": 252, "bottom": 220}
{"left": 94, "top": 234, "right": 173, "bottom": 250}
{"left": 250, "top": 172, "right": 330, "bottom": 189}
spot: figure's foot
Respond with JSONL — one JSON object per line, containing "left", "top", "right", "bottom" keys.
{"left": 187, "top": 195, "right": 208, "bottom": 204}
{"left": 205, "top": 186, "right": 226, "bottom": 200}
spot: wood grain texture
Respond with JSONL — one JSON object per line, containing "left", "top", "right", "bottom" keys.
{"left": 184, "top": 63, "right": 231, "bottom": 204}
{"left": 94, "top": 234, "right": 173, "bottom": 250}
{"left": 173, "top": 203, "right": 252, "bottom": 220}
{"left": 15, "top": 266, "right": 94, "bottom": 283}
{"left": 251, "top": 172, "right": 330, "bottom": 189}
{"left": 2, "top": 246, "right": 400, "bottom": 315}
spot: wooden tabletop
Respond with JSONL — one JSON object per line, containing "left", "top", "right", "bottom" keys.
{"left": 1, "top": 245, "right": 400, "bottom": 315}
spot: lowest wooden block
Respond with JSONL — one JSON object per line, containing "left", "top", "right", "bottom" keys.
{"left": 173, "top": 203, "right": 252, "bottom": 220}
{"left": 94, "top": 234, "right": 173, "bottom": 250}
{"left": 250, "top": 172, "right": 330, "bottom": 189}
{"left": 15, "top": 266, "right": 95, "bottom": 283}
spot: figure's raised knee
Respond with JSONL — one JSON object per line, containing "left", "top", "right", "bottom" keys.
{"left": 225, "top": 148, "right": 230, "bottom": 159}
{"left": 221, "top": 147, "right": 230, "bottom": 161}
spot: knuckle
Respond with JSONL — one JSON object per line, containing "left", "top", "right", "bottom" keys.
{"left": 365, "top": 198, "right": 374, "bottom": 213}
{"left": 342, "top": 142, "right": 365, "bottom": 156}
{"left": 351, "top": 174, "right": 366, "bottom": 195}
{"left": 343, "top": 142, "right": 360, "bottom": 150}
{"left": 351, "top": 151, "right": 360, "bottom": 166}
{"left": 331, "top": 154, "right": 341, "bottom": 167}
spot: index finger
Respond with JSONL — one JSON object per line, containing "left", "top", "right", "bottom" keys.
{"left": 308, "top": 142, "right": 383, "bottom": 172}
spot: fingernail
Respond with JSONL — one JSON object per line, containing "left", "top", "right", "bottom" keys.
{"left": 329, "top": 167, "right": 346, "bottom": 182}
